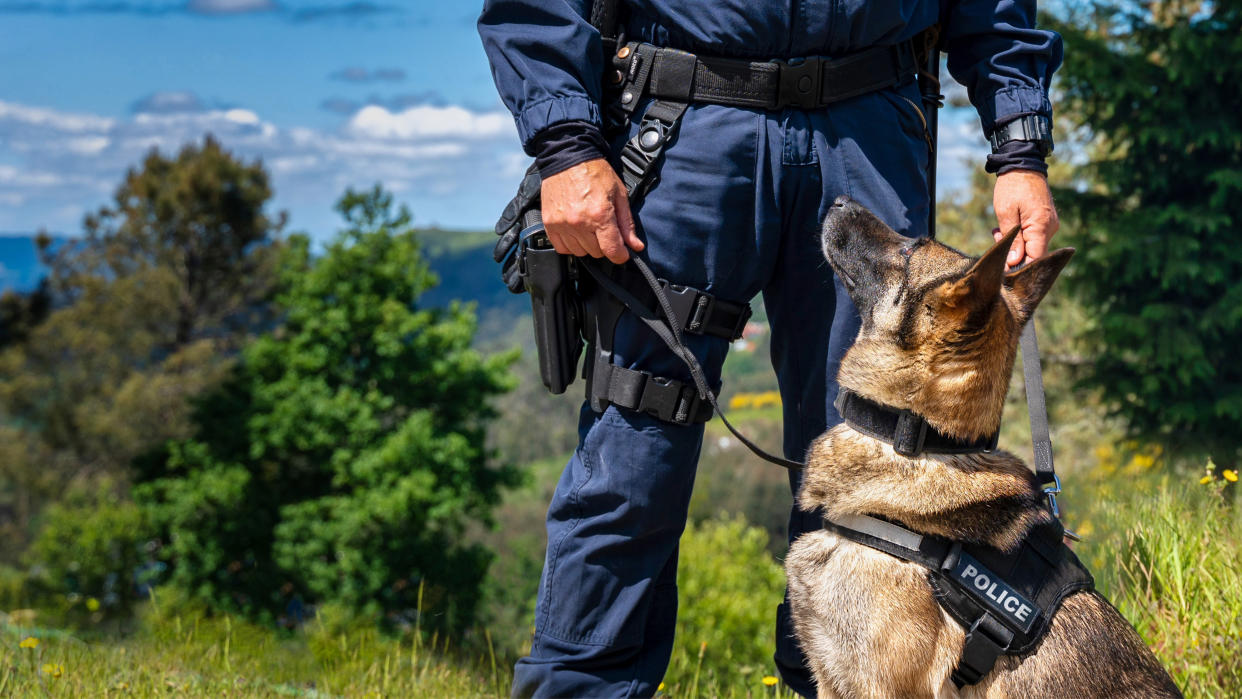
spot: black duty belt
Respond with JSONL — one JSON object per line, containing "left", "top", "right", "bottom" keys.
{"left": 610, "top": 40, "right": 919, "bottom": 112}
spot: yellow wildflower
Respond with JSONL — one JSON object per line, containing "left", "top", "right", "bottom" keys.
{"left": 657, "top": 681, "right": 665, "bottom": 692}
{"left": 41, "top": 663, "right": 64, "bottom": 678}
{"left": 86, "top": 597, "right": 101, "bottom": 612}
{"left": 1200, "top": 475, "right": 1213, "bottom": 485}
{"left": 762, "top": 675, "right": 780, "bottom": 687}
{"left": 1224, "top": 470, "right": 1238, "bottom": 483}
{"left": 19, "top": 636, "right": 38, "bottom": 649}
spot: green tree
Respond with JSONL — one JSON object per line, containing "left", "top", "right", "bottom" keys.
{"left": 0, "top": 137, "right": 283, "bottom": 556}
{"left": 1049, "top": 0, "right": 1242, "bottom": 465}
{"left": 136, "top": 186, "right": 519, "bottom": 630}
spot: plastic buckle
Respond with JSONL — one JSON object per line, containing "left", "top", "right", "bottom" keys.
{"left": 775, "top": 57, "right": 823, "bottom": 109}
{"left": 658, "top": 281, "right": 702, "bottom": 333}
{"left": 730, "top": 303, "right": 753, "bottom": 341}
{"left": 892, "top": 410, "right": 929, "bottom": 457}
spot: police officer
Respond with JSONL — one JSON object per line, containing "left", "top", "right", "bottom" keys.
{"left": 478, "top": 1, "right": 1061, "bottom": 696}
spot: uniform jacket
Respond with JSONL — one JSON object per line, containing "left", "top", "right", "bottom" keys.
{"left": 478, "top": 0, "right": 1062, "bottom": 154}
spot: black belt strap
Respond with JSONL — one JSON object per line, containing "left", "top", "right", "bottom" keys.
{"left": 596, "top": 362, "right": 713, "bottom": 424}
{"left": 835, "top": 389, "right": 999, "bottom": 457}
{"left": 622, "top": 40, "right": 919, "bottom": 111}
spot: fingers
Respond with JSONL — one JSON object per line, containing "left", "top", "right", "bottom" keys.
{"left": 614, "top": 189, "right": 644, "bottom": 253}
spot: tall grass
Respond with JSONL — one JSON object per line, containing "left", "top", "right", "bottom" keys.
{"left": 1073, "top": 470, "right": 1241, "bottom": 697}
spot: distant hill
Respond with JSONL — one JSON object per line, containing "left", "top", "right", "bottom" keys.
{"left": 415, "top": 229, "right": 528, "bottom": 340}
{"left": 0, "top": 230, "right": 525, "bottom": 339}
{"left": 0, "top": 235, "right": 53, "bottom": 294}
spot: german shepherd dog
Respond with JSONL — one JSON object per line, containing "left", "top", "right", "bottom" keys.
{"left": 785, "top": 197, "right": 1181, "bottom": 698}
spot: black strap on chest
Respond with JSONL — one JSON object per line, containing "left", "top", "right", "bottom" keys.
{"left": 822, "top": 513, "right": 1094, "bottom": 687}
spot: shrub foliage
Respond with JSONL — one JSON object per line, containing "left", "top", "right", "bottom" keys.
{"left": 135, "top": 187, "right": 519, "bottom": 630}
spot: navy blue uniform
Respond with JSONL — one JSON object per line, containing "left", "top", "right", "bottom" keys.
{"left": 478, "top": 2, "right": 1061, "bottom": 697}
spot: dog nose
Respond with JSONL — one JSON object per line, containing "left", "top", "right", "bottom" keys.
{"left": 831, "top": 195, "right": 852, "bottom": 209}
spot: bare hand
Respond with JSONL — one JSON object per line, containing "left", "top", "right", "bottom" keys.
{"left": 541, "top": 158, "right": 643, "bottom": 264}
{"left": 992, "top": 169, "right": 1060, "bottom": 269}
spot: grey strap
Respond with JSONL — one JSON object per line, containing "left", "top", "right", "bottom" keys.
{"left": 1020, "top": 323, "right": 1053, "bottom": 485}
{"left": 828, "top": 514, "right": 924, "bottom": 552}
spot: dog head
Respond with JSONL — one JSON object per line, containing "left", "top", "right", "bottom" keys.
{"left": 821, "top": 196, "right": 1074, "bottom": 441}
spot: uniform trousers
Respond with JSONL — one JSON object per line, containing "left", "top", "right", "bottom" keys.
{"left": 512, "top": 80, "right": 931, "bottom": 698}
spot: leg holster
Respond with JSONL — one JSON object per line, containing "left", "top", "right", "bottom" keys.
{"left": 580, "top": 261, "right": 750, "bottom": 425}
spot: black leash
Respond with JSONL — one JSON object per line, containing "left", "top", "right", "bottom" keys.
{"left": 580, "top": 258, "right": 807, "bottom": 471}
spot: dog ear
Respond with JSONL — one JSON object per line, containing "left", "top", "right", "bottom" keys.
{"left": 1004, "top": 247, "right": 1076, "bottom": 323}
{"left": 938, "top": 226, "right": 1018, "bottom": 313}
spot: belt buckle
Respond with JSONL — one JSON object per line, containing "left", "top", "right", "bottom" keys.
{"left": 775, "top": 57, "right": 823, "bottom": 109}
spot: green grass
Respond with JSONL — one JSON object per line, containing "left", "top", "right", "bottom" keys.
{"left": 1, "top": 601, "right": 500, "bottom": 698}
{"left": 3, "top": 474, "right": 1238, "bottom": 697}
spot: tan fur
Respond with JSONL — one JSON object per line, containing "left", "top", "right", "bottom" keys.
{"left": 788, "top": 201, "right": 1182, "bottom": 698}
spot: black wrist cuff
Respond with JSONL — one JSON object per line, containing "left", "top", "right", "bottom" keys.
{"left": 987, "top": 140, "right": 1048, "bottom": 176}
{"left": 532, "top": 121, "right": 610, "bottom": 178}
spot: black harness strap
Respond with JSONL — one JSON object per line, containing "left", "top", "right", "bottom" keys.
{"left": 618, "top": 99, "right": 688, "bottom": 200}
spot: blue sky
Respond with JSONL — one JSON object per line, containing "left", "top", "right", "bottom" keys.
{"left": 0, "top": 0, "right": 988, "bottom": 239}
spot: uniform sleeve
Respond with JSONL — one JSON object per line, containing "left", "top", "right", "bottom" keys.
{"left": 478, "top": 0, "right": 606, "bottom": 154}
{"left": 941, "top": 0, "right": 1063, "bottom": 138}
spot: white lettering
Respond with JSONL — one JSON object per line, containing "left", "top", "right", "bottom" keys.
{"left": 985, "top": 583, "right": 1002, "bottom": 601}
{"left": 1003, "top": 596, "right": 1019, "bottom": 613}
{"left": 1015, "top": 604, "right": 1032, "bottom": 622}
{"left": 974, "top": 575, "right": 990, "bottom": 591}
{"left": 961, "top": 564, "right": 978, "bottom": 580}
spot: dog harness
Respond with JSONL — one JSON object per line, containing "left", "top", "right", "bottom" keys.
{"left": 824, "top": 330, "right": 1095, "bottom": 687}
{"left": 822, "top": 513, "right": 1094, "bottom": 687}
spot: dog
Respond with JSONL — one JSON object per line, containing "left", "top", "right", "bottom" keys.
{"left": 784, "top": 197, "right": 1182, "bottom": 698}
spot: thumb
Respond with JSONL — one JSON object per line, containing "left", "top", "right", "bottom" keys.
{"left": 614, "top": 187, "right": 644, "bottom": 252}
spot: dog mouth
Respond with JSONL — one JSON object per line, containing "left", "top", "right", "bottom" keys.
{"left": 820, "top": 227, "right": 858, "bottom": 291}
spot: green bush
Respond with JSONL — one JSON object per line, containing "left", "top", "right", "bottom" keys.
{"left": 135, "top": 186, "right": 519, "bottom": 631}
{"left": 664, "top": 514, "right": 786, "bottom": 695}
{"left": 23, "top": 483, "right": 150, "bottom": 622}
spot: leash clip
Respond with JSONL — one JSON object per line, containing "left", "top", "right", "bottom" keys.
{"left": 1042, "top": 475, "right": 1082, "bottom": 542}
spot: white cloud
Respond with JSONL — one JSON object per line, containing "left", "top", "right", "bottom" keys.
{"left": 0, "top": 97, "right": 525, "bottom": 235}
{"left": 0, "top": 101, "right": 114, "bottom": 133}
{"left": 345, "top": 105, "right": 510, "bottom": 140}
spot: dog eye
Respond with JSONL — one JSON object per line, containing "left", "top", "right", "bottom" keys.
{"left": 899, "top": 246, "right": 914, "bottom": 258}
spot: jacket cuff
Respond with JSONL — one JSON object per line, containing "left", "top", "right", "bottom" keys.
{"left": 532, "top": 121, "right": 610, "bottom": 178}
{"left": 515, "top": 95, "right": 603, "bottom": 155}
{"left": 976, "top": 85, "right": 1052, "bottom": 138}
{"left": 986, "top": 140, "right": 1048, "bottom": 176}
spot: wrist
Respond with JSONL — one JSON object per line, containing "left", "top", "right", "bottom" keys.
{"left": 532, "top": 121, "right": 610, "bottom": 179}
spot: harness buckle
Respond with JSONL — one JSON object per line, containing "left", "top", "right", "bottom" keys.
{"left": 774, "top": 57, "right": 824, "bottom": 109}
